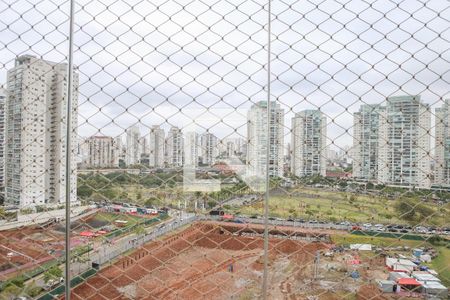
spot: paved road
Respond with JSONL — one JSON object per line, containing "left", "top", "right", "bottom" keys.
{"left": 202, "top": 215, "right": 352, "bottom": 231}
{"left": 0, "top": 206, "right": 97, "bottom": 231}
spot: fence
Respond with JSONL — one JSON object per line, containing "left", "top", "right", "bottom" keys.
{"left": 0, "top": 0, "right": 449, "bottom": 299}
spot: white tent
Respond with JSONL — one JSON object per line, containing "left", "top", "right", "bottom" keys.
{"left": 350, "top": 244, "right": 372, "bottom": 251}
{"left": 421, "top": 281, "right": 448, "bottom": 298}
{"left": 386, "top": 257, "right": 416, "bottom": 272}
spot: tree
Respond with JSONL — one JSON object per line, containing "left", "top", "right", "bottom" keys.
{"left": 395, "top": 199, "right": 416, "bottom": 221}
{"left": 77, "top": 184, "right": 93, "bottom": 198}
{"left": 24, "top": 281, "right": 43, "bottom": 298}
{"left": 134, "top": 225, "right": 145, "bottom": 236}
{"left": 43, "top": 265, "right": 63, "bottom": 283}
{"left": 145, "top": 197, "right": 159, "bottom": 207}
{"left": 2, "top": 284, "right": 21, "bottom": 298}
{"left": 100, "top": 188, "right": 116, "bottom": 200}
{"left": 207, "top": 200, "right": 218, "bottom": 209}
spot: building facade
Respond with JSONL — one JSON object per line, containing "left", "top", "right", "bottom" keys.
{"left": 377, "top": 95, "right": 431, "bottom": 188}
{"left": 166, "top": 126, "right": 183, "bottom": 167}
{"left": 200, "top": 132, "right": 218, "bottom": 166}
{"left": 125, "top": 126, "right": 140, "bottom": 166}
{"left": 247, "top": 101, "right": 284, "bottom": 177}
{"left": 4, "top": 55, "right": 78, "bottom": 208}
{"left": 219, "top": 137, "right": 245, "bottom": 158}
{"left": 291, "top": 110, "right": 327, "bottom": 177}
{"left": 184, "top": 131, "right": 199, "bottom": 167}
{"left": 149, "top": 125, "right": 165, "bottom": 168}
{"left": 435, "top": 99, "right": 450, "bottom": 187}
{"left": 352, "top": 104, "right": 385, "bottom": 181}
{"left": 86, "top": 136, "right": 117, "bottom": 168}
{"left": 0, "top": 89, "right": 6, "bottom": 188}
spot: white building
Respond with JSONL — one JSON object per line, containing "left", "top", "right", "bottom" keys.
{"left": 114, "top": 135, "right": 124, "bottom": 167}
{"left": 291, "top": 110, "right": 327, "bottom": 177}
{"left": 200, "top": 132, "right": 218, "bottom": 165}
{"left": 86, "top": 136, "right": 117, "bottom": 168}
{"left": 4, "top": 55, "right": 78, "bottom": 208}
{"left": 220, "top": 137, "right": 245, "bottom": 158}
{"left": 125, "top": 126, "right": 140, "bottom": 166}
{"left": 435, "top": 99, "right": 450, "bottom": 187}
{"left": 353, "top": 104, "right": 385, "bottom": 181}
{"left": 247, "top": 101, "right": 284, "bottom": 177}
{"left": 0, "top": 89, "right": 6, "bottom": 187}
{"left": 139, "top": 135, "right": 149, "bottom": 165}
{"left": 377, "top": 95, "right": 431, "bottom": 188}
{"left": 166, "top": 126, "right": 183, "bottom": 167}
{"left": 139, "top": 136, "right": 148, "bottom": 156}
{"left": 149, "top": 125, "right": 165, "bottom": 168}
{"left": 77, "top": 137, "right": 89, "bottom": 166}
{"left": 184, "top": 131, "right": 199, "bottom": 167}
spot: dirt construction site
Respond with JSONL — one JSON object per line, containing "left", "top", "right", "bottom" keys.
{"left": 68, "top": 221, "right": 392, "bottom": 300}
{"left": 0, "top": 222, "right": 65, "bottom": 280}
{"left": 0, "top": 211, "right": 125, "bottom": 280}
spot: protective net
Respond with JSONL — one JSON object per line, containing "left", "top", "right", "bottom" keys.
{"left": 0, "top": 0, "right": 449, "bottom": 299}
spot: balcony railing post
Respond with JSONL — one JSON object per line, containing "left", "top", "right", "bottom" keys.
{"left": 262, "top": 0, "right": 272, "bottom": 299}
{"left": 65, "top": 0, "right": 76, "bottom": 299}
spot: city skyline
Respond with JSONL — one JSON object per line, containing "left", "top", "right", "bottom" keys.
{"left": 74, "top": 95, "right": 450, "bottom": 189}
{"left": 0, "top": 0, "right": 448, "bottom": 150}
{"left": 78, "top": 94, "right": 450, "bottom": 156}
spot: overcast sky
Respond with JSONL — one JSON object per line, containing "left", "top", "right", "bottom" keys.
{"left": 0, "top": 0, "right": 448, "bottom": 151}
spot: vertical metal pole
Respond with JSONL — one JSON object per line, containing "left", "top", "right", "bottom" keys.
{"left": 65, "top": 0, "right": 76, "bottom": 299}
{"left": 262, "top": 0, "right": 272, "bottom": 298}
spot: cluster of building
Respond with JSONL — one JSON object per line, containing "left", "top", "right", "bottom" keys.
{"left": 353, "top": 96, "right": 450, "bottom": 189}
{"left": 246, "top": 96, "right": 450, "bottom": 189}
{"left": 380, "top": 252, "right": 448, "bottom": 297}
{"left": 77, "top": 127, "right": 246, "bottom": 169}
{"left": 0, "top": 55, "right": 449, "bottom": 210}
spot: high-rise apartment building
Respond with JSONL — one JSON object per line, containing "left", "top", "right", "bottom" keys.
{"left": 247, "top": 101, "right": 284, "bottom": 177}
{"left": 0, "top": 89, "right": 6, "bottom": 188}
{"left": 139, "top": 136, "right": 148, "bottom": 156}
{"left": 166, "top": 126, "right": 183, "bottom": 167}
{"left": 125, "top": 126, "right": 140, "bottom": 166}
{"left": 4, "top": 55, "right": 78, "bottom": 207}
{"left": 200, "top": 132, "right": 218, "bottom": 166}
{"left": 184, "top": 131, "right": 199, "bottom": 167}
{"left": 291, "top": 110, "right": 327, "bottom": 177}
{"left": 114, "top": 135, "right": 124, "bottom": 167}
{"left": 220, "top": 137, "right": 245, "bottom": 158}
{"left": 377, "top": 95, "right": 431, "bottom": 188}
{"left": 352, "top": 104, "right": 385, "bottom": 181}
{"left": 149, "top": 125, "right": 165, "bottom": 168}
{"left": 435, "top": 99, "right": 450, "bottom": 187}
{"left": 77, "top": 137, "right": 89, "bottom": 166}
{"left": 86, "top": 136, "right": 117, "bottom": 168}
{"left": 139, "top": 136, "right": 149, "bottom": 166}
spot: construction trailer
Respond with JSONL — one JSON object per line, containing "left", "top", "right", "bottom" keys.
{"left": 396, "top": 278, "right": 422, "bottom": 292}
{"left": 388, "top": 272, "right": 411, "bottom": 281}
{"left": 386, "top": 257, "right": 417, "bottom": 272}
{"left": 421, "top": 281, "right": 448, "bottom": 298}
{"left": 377, "top": 280, "right": 395, "bottom": 293}
{"left": 412, "top": 273, "right": 441, "bottom": 283}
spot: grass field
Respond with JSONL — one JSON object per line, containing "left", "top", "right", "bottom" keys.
{"left": 228, "top": 187, "right": 449, "bottom": 226}
{"left": 431, "top": 247, "right": 450, "bottom": 287}
{"left": 331, "top": 234, "right": 450, "bottom": 287}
